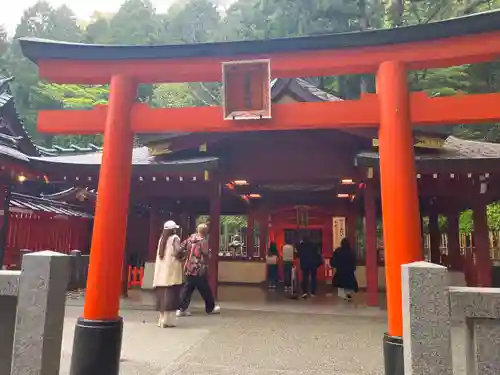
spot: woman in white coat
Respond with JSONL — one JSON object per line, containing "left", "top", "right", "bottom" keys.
{"left": 153, "top": 220, "right": 185, "bottom": 328}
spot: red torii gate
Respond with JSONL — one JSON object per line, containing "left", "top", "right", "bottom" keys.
{"left": 19, "top": 10, "right": 500, "bottom": 375}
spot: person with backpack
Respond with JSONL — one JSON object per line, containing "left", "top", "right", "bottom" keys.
{"left": 176, "top": 223, "right": 221, "bottom": 317}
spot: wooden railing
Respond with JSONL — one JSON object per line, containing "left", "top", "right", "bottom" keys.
{"left": 354, "top": 231, "right": 500, "bottom": 265}
{"left": 127, "top": 266, "right": 144, "bottom": 289}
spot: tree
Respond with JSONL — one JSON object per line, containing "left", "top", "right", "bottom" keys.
{"left": 163, "top": 0, "right": 220, "bottom": 44}
{"left": 152, "top": 83, "right": 196, "bottom": 108}
{"left": 106, "top": 0, "right": 163, "bottom": 45}
{"left": 49, "top": 5, "right": 84, "bottom": 42}
{"left": 0, "top": 25, "right": 7, "bottom": 56}
{"left": 0, "top": 25, "right": 8, "bottom": 75}
{"left": 2, "top": 1, "right": 84, "bottom": 144}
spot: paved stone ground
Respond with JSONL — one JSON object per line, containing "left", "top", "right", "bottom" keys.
{"left": 59, "top": 301, "right": 469, "bottom": 375}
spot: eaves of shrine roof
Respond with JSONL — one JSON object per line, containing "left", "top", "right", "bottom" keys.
{"left": 18, "top": 11, "right": 500, "bottom": 63}
{"left": 355, "top": 136, "right": 500, "bottom": 173}
{"left": 9, "top": 192, "right": 92, "bottom": 219}
{"left": 0, "top": 76, "right": 40, "bottom": 157}
{"left": 40, "top": 187, "right": 96, "bottom": 202}
{"left": 29, "top": 146, "right": 219, "bottom": 172}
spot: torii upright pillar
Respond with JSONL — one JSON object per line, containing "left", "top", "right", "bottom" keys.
{"left": 377, "top": 61, "right": 423, "bottom": 375}
{"left": 70, "top": 75, "right": 136, "bottom": 375}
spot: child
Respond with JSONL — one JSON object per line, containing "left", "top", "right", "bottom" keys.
{"left": 266, "top": 242, "right": 279, "bottom": 289}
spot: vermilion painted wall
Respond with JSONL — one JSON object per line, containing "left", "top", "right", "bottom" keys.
{"left": 269, "top": 206, "right": 335, "bottom": 282}
{"left": 3, "top": 211, "right": 91, "bottom": 268}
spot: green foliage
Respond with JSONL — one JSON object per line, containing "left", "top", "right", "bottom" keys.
{"left": 152, "top": 84, "right": 196, "bottom": 108}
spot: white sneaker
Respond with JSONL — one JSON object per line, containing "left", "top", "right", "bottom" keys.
{"left": 176, "top": 310, "right": 192, "bottom": 317}
{"left": 209, "top": 305, "right": 221, "bottom": 314}
{"left": 157, "top": 313, "right": 164, "bottom": 327}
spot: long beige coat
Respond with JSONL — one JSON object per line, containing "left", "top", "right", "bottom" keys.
{"left": 152, "top": 234, "right": 183, "bottom": 287}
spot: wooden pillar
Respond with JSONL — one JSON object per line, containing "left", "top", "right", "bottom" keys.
{"left": 83, "top": 75, "right": 136, "bottom": 321}
{"left": 446, "top": 211, "right": 461, "bottom": 271}
{"left": 258, "top": 212, "right": 268, "bottom": 259}
{"left": 179, "top": 211, "right": 189, "bottom": 240}
{"left": 147, "top": 206, "right": 161, "bottom": 262}
{"left": 188, "top": 214, "right": 197, "bottom": 236}
{"left": 364, "top": 182, "right": 379, "bottom": 307}
{"left": 429, "top": 212, "right": 441, "bottom": 264}
{"left": 377, "top": 61, "right": 423, "bottom": 338}
{"left": 209, "top": 183, "right": 221, "bottom": 299}
{"left": 473, "top": 203, "right": 492, "bottom": 287}
{"left": 346, "top": 211, "right": 357, "bottom": 250}
{"left": 0, "top": 184, "right": 11, "bottom": 268}
{"left": 247, "top": 212, "right": 255, "bottom": 259}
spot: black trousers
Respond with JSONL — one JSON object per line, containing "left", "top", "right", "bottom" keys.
{"left": 301, "top": 266, "right": 317, "bottom": 295}
{"left": 179, "top": 275, "right": 216, "bottom": 313}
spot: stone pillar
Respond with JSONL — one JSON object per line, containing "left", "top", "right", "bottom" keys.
{"left": 449, "top": 287, "right": 500, "bottom": 375}
{"left": 364, "top": 183, "right": 379, "bottom": 307}
{"left": 11, "top": 251, "right": 70, "bottom": 375}
{"left": 401, "top": 262, "right": 453, "bottom": 375}
{"left": 446, "top": 212, "right": 461, "bottom": 271}
{"left": 247, "top": 212, "right": 255, "bottom": 259}
{"left": 473, "top": 203, "right": 492, "bottom": 287}
{"left": 429, "top": 212, "right": 441, "bottom": 264}
{"left": 209, "top": 183, "right": 221, "bottom": 299}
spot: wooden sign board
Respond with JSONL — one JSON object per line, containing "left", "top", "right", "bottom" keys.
{"left": 332, "top": 217, "right": 346, "bottom": 249}
{"left": 222, "top": 59, "right": 271, "bottom": 120}
{"left": 372, "top": 136, "right": 445, "bottom": 149}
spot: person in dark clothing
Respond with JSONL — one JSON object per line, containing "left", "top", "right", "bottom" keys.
{"left": 297, "top": 236, "right": 322, "bottom": 298}
{"left": 330, "top": 238, "right": 358, "bottom": 301}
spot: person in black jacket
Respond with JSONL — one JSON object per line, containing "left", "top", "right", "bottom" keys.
{"left": 297, "top": 236, "right": 322, "bottom": 298}
{"left": 330, "top": 238, "right": 358, "bottom": 301}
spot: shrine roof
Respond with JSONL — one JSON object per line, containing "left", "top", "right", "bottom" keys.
{"left": 356, "top": 136, "right": 500, "bottom": 172}
{"left": 0, "top": 77, "right": 40, "bottom": 157}
{"left": 29, "top": 146, "right": 219, "bottom": 171}
{"left": 19, "top": 11, "right": 500, "bottom": 63}
{"left": 36, "top": 143, "right": 102, "bottom": 156}
{"left": 40, "top": 187, "right": 96, "bottom": 202}
{"left": 10, "top": 192, "right": 92, "bottom": 218}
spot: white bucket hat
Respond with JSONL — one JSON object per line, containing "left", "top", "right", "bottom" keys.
{"left": 164, "top": 220, "right": 179, "bottom": 230}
